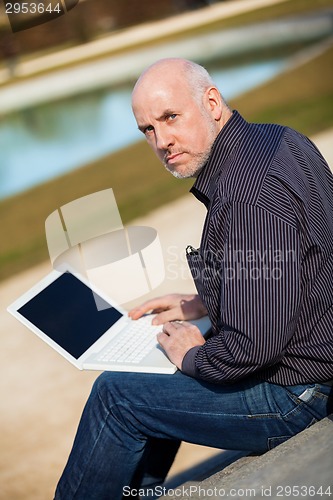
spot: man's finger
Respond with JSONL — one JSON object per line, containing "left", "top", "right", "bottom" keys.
{"left": 157, "top": 330, "right": 170, "bottom": 347}
{"left": 128, "top": 296, "right": 171, "bottom": 320}
{"left": 151, "top": 310, "right": 183, "bottom": 325}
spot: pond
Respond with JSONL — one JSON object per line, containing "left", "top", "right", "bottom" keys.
{"left": 0, "top": 56, "right": 289, "bottom": 200}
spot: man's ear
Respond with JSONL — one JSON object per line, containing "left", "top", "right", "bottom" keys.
{"left": 205, "top": 87, "right": 223, "bottom": 121}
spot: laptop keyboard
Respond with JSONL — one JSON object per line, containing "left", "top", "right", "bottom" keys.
{"left": 96, "top": 316, "right": 162, "bottom": 364}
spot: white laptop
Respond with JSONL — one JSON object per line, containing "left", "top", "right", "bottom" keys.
{"left": 7, "top": 268, "right": 211, "bottom": 374}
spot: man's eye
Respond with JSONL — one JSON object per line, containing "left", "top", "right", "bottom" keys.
{"left": 144, "top": 125, "right": 154, "bottom": 134}
{"left": 168, "top": 114, "right": 177, "bottom": 120}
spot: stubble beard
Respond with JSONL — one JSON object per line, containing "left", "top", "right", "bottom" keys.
{"left": 164, "top": 148, "right": 212, "bottom": 179}
{"left": 163, "top": 115, "right": 217, "bottom": 179}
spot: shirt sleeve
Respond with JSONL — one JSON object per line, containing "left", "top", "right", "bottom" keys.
{"left": 185, "top": 202, "right": 301, "bottom": 383}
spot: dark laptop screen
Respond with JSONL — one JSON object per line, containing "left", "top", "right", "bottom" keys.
{"left": 18, "top": 272, "right": 123, "bottom": 359}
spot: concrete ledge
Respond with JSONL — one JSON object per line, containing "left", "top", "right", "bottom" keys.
{"left": 164, "top": 450, "right": 252, "bottom": 490}
{"left": 162, "top": 415, "right": 333, "bottom": 499}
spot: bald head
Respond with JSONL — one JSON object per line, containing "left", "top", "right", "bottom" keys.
{"left": 132, "top": 58, "right": 215, "bottom": 105}
{"left": 132, "top": 58, "right": 232, "bottom": 179}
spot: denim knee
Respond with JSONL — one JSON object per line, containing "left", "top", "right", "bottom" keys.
{"left": 91, "top": 372, "right": 142, "bottom": 417}
{"left": 90, "top": 372, "right": 120, "bottom": 409}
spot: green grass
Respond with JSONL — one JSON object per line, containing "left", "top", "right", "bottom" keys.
{"left": 0, "top": 142, "right": 193, "bottom": 280}
{"left": 229, "top": 43, "right": 333, "bottom": 135}
{"left": 1, "top": 2, "right": 333, "bottom": 281}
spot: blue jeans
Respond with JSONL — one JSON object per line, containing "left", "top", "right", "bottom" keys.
{"left": 54, "top": 371, "right": 333, "bottom": 500}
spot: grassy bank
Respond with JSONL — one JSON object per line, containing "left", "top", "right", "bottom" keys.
{"left": 1, "top": 8, "right": 333, "bottom": 282}
{"left": 229, "top": 42, "right": 333, "bottom": 136}
{"left": 0, "top": 141, "right": 193, "bottom": 278}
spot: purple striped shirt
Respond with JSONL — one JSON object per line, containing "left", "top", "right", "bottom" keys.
{"left": 183, "top": 111, "right": 333, "bottom": 385}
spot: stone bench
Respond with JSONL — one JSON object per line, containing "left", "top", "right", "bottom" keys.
{"left": 161, "top": 414, "right": 333, "bottom": 500}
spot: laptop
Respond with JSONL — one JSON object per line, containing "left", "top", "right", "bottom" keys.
{"left": 7, "top": 268, "right": 211, "bottom": 374}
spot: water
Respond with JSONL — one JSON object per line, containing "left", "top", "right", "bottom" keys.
{"left": 0, "top": 58, "right": 287, "bottom": 200}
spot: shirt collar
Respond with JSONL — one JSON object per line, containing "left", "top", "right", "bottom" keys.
{"left": 190, "top": 110, "right": 250, "bottom": 207}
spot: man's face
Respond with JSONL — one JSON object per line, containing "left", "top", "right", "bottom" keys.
{"left": 132, "top": 73, "right": 219, "bottom": 178}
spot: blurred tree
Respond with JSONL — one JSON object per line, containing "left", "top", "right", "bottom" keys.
{"left": 0, "top": 0, "right": 181, "bottom": 58}
{"left": 0, "top": 28, "right": 20, "bottom": 76}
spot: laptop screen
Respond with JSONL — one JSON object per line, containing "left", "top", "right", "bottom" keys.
{"left": 18, "top": 272, "right": 123, "bottom": 359}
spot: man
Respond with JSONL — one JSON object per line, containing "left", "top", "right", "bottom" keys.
{"left": 55, "top": 58, "right": 333, "bottom": 499}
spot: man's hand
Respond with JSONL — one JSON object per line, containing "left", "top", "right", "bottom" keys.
{"left": 128, "top": 293, "right": 207, "bottom": 325}
{"left": 157, "top": 320, "right": 205, "bottom": 369}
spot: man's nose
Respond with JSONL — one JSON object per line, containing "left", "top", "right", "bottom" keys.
{"left": 155, "top": 126, "right": 174, "bottom": 150}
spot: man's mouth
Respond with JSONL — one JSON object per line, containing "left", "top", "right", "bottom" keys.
{"left": 165, "top": 152, "right": 184, "bottom": 164}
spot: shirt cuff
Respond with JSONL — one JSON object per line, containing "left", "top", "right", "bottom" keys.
{"left": 181, "top": 346, "right": 201, "bottom": 378}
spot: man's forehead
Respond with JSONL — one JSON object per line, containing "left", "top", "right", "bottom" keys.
{"left": 132, "top": 90, "right": 181, "bottom": 128}
{"left": 132, "top": 71, "right": 192, "bottom": 111}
